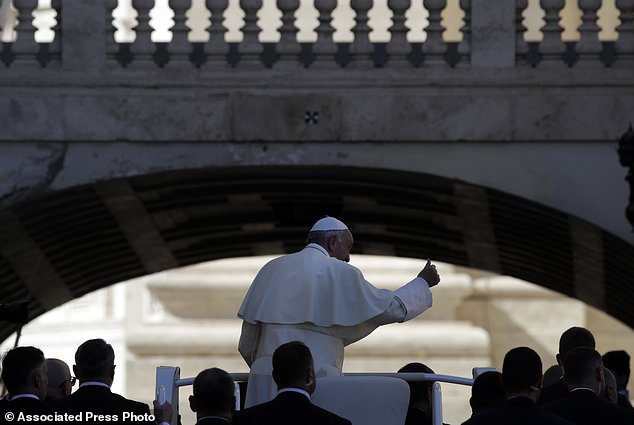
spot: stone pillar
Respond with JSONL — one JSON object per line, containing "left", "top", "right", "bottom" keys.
{"left": 61, "top": 0, "right": 107, "bottom": 71}
{"left": 470, "top": 0, "right": 515, "bottom": 67}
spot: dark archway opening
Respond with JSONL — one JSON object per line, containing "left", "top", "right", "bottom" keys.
{"left": 1, "top": 165, "right": 632, "bottom": 342}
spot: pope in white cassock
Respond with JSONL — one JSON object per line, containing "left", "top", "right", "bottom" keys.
{"left": 237, "top": 216, "right": 441, "bottom": 407}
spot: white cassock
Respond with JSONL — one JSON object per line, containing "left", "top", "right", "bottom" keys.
{"left": 237, "top": 243, "right": 433, "bottom": 407}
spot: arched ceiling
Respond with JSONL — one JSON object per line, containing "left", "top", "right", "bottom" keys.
{"left": 1, "top": 165, "right": 632, "bottom": 342}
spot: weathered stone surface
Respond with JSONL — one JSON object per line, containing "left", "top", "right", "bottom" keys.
{"left": 471, "top": 0, "right": 515, "bottom": 66}
{"left": 0, "top": 96, "right": 65, "bottom": 140}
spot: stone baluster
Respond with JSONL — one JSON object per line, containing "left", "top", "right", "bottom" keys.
{"left": 616, "top": 0, "right": 634, "bottom": 59}
{"left": 204, "top": 0, "right": 230, "bottom": 67}
{"left": 238, "top": 0, "right": 263, "bottom": 67}
{"left": 386, "top": 0, "right": 412, "bottom": 66}
{"left": 350, "top": 0, "right": 374, "bottom": 67}
{"left": 576, "top": 0, "right": 602, "bottom": 63}
{"left": 422, "top": 0, "right": 447, "bottom": 64}
{"left": 312, "top": 0, "right": 337, "bottom": 67}
{"left": 539, "top": 0, "right": 565, "bottom": 64}
{"left": 131, "top": 0, "right": 156, "bottom": 67}
{"left": 515, "top": 0, "right": 528, "bottom": 58}
{"left": 168, "top": 0, "right": 192, "bottom": 67}
{"left": 457, "top": 0, "right": 471, "bottom": 60}
{"left": 106, "top": 0, "right": 118, "bottom": 60}
{"left": 50, "top": 0, "right": 62, "bottom": 57}
{"left": 12, "top": 0, "right": 39, "bottom": 66}
{"left": 276, "top": 0, "right": 301, "bottom": 68}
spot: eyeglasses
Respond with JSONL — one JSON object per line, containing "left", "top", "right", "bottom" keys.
{"left": 59, "top": 377, "right": 77, "bottom": 389}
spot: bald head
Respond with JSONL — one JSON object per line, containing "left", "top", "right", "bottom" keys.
{"left": 46, "top": 359, "right": 72, "bottom": 401}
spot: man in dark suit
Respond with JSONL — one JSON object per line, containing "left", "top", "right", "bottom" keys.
{"left": 544, "top": 347, "right": 634, "bottom": 425}
{"left": 538, "top": 327, "right": 596, "bottom": 406}
{"left": 52, "top": 338, "right": 153, "bottom": 424}
{"left": 603, "top": 350, "right": 633, "bottom": 409}
{"left": 461, "top": 347, "right": 572, "bottom": 425}
{"left": 0, "top": 346, "right": 49, "bottom": 418}
{"left": 187, "top": 368, "right": 235, "bottom": 425}
{"left": 234, "top": 341, "right": 351, "bottom": 425}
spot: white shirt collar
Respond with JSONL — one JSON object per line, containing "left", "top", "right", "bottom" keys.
{"left": 306, "top": 243, "right": 329, "bottom": 256}
{"left": 197, "top": 416, "right": 231, "bottom": 423}
{"left": 79, "top": 381, "right": 111, "bottom": 389}
{"left": 9, "top": 394, "right": 40, "bottom": 401}
{"left": 570, "top": 387, "right": 597, "bottom": 394}
{"left": 278, "top": 388, "right": 311, "bottom": 400}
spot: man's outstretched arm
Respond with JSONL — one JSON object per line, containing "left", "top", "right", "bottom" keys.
{"left": 392, "top": 259, "right": 440, "bottom": 321}
{"left": 341, "top": 260, "right": 441, "bottom": 345}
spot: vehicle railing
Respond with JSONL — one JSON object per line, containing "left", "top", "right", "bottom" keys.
{"left": 156, "top": 367, "right": 478, "bottom": 425}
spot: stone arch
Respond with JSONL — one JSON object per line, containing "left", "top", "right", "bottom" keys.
{"left": 1, "top": 165, "right": 632, "bottom": 342}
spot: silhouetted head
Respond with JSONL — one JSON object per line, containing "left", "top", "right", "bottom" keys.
{"left": 502, "top": 347, "right": 542, "bottom": 400}
{"left": 45, "top": 358, "right": 73, "bottom": 401}
{"left": 74, "top": 339, "right": 115, "bottom": 385}
{"left": 1, "top": 346, "right": 47, "bottom": 400}
{"left": 603, "top": 350, "right": 630, "bottom": 390}
{"left": 557, "top": 327, "right": 595, "bottom": 368}
{"left": 542, "top": 365, "right": 563, "bottom": 387}
{"left": 470, "top": 371, "right": 505, "bottom": 415}
{"left": 398, "top": 362, "right": 434, "bottom": 411}
{"left": 563, "top": 347, "right": 603, "bottom": 394}
{"left": 189, "top": 368, "right": 235, "bottom": 420}
{"left": 272, "top": 341, "right": 315, "bottom": 394}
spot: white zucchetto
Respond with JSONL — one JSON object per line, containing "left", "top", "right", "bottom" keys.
{"left": 309, "top": 216, "right": 349, "bottom": 232}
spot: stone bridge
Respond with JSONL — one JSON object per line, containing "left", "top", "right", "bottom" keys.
{"left": 0, "top": 0, "right": 633, "bottom": 341}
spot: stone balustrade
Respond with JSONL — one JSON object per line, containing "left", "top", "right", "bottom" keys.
{"left": 0, "top": 0, "right": 632, "bottom": 69}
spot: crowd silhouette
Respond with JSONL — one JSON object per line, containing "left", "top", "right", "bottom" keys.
{"left": 1, "top": 327, "right": 633, "bottom": 425}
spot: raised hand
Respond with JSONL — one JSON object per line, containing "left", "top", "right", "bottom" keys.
{"left": 418, "top": 259, "right": 440, "bottom": 287}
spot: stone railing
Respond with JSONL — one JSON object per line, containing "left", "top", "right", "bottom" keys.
{"left": 0, "top": 0, "right": 632, "bottom": 70}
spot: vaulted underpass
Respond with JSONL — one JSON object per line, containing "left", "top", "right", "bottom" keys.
{"left": 1, "top": 165, "right": 632, "bottom": 342}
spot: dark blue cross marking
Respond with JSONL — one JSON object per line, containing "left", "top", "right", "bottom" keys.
{"left": 305, "top": 111, "right": 319, "bottom": 125}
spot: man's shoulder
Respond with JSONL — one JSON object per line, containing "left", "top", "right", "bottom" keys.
{"left": 463, "top": 399, "right": 573, "bottom": 425}
{"left": 545, "top": 391, "right": 634, "bottom": 422}
{"left": 109, "top": 393, "right": 150, "bottom": 412}
{"left": 54, "top": 388, "right": 148, "bottom": 412}
{"left": 233, "top": 402, "right": 270, "bottom": 425}
{"left": 544, "top": 391, "right": 592, "bottom": 409}
{"left": 0, "top": 397, "right": 49, "bottom": 416}
{"left": 463, "top": 410, "right": 572, "bottom": 425}
{"left": 618, "top": 393, "right": 634, "bottom": 409}
{"left": 234, "top": 400, "right": 273, "bottom": 419}
{"left": 306, "top": 402, "right": 352, "bottom": 425}
{"left": 235, "top": 396, "right": 351, "bottom": 425}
